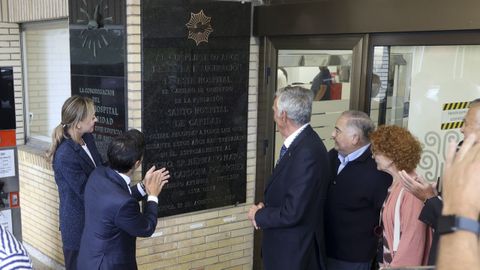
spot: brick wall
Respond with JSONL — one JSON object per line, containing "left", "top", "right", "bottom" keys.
{"left": 18, "top": 146, "right": 64, "bottom": 265}
{"left": 126, "top": 1, "right": 258, "bottom": 269}
{"left": 0, "top": 22, "right": 23, "bottom": 143}
{"left": 17, "top": 0, "right": 259, "bottom": 269}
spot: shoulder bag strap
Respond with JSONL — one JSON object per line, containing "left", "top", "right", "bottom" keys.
{"left": 393, "top": 188, "right": 405, "bottom": 252}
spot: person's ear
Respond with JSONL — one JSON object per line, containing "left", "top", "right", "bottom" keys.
{"left": 281, "top": 111, "right": 288, "bottom": 123}
{"left": 351, "top": 133, "right": 360, "bottom": 145}
{"left": 134, "top": 160, "right": 142, "bottom": 170}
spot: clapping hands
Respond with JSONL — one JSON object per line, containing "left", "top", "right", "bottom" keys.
{"left": 143, "top": 166, "right": 170, "bottom": 197}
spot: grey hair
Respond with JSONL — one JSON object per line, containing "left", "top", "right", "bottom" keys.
{"left": 341, "top": 110, "right": 375, "bottom": 143}
{"left": 275, "top": 86, "right": 313, "bottom": 125}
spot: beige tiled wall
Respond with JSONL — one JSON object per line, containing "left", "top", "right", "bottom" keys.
{"left": 16, "top": 0, "right": 259, "bottom": 269}
{"left": 18, "top": 147, "right": 64, "bottom": 265}
{"left": 6, "top": 0, "right": 67, "bottom": 23}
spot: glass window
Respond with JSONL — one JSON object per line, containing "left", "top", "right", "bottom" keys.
{"left": 275, "top": 49, "right": 353, "bottom": 159}
{"left": 22, "top": 20, "right": 71, "bottom": 142}
{"left": 370, "top": 45, "right": 480, "bottom": 181}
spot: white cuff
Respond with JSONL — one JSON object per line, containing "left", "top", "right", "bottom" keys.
{"left": 137, "top": 183, "right": 147, "bottom": 196}
{"left": 147, "top": 195, "right": 158, "bottom": 204}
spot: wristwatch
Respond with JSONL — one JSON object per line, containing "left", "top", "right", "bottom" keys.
{"left": 437, "top": 215, "right": 480, "bottom": 235}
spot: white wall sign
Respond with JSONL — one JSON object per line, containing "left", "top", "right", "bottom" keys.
{"left": 0, "top": 209, "right": 12, "bottom": 233}
{"left": 0, "top": 149, "right": 15, "bottom": 178}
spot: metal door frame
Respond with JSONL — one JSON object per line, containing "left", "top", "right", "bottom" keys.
{"left": 253, "top": 34, "right": 368, "bottom": 269}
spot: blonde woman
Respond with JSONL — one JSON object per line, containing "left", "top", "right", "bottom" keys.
{"left": 47, "top": 96, "right": 102, "bottom": 270}
{"left": 370, "top": 125, "right": 432, "bottom": 267}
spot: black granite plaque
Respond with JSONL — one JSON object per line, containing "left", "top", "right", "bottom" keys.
{"left": 0, "top": 67, "right": 15, "bottom": 130}
{"left": 142, "top": 0, "right": 251, "bottom": 217}
{"left": 69, "top": 0, "right": 127, "bottom": 160}
{"left": 71, "top": 75, "right": 126, "bottom": 159}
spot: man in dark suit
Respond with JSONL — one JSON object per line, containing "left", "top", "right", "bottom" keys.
{"left": 77, "top": 129, "right": 169, "bottom": 270}
{"left": 325, "top": 111, "right": 391, "bottom": 270}
{"left": 399, "top": 98, "right": 480, "bottom": 265}
{"left": 247, "top": 86, "right": 330, "bottom": 270}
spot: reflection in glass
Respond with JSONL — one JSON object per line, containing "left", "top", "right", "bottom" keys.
{"left": 275, "top": 50, "right": 353, "bottom": 160}
{"left": 369, "top": 45, "right": 480, "bottom": 181}
{"left": 0, "top": 67, "right": 15, "bottom": 130}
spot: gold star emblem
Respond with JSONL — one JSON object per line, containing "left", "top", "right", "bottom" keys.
{"left": 185, "top": 10, "right": 213, "bottom": 46}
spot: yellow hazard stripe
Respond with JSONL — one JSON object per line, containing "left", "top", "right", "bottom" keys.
{"left": 441, "top": 121, "right": 465, "bottom": 130}
{"left": 443, "top": 102, "right": 469, "bottom": 110}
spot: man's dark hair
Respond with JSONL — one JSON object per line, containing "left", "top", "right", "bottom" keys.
{"left": 107, "top": 129, "right": 145, "bottom": 173}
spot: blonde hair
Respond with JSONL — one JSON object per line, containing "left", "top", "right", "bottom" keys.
{"left": 47, "top": 96, "right": 95, "bottom": 162}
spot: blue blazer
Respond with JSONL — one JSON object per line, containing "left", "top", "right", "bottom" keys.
{"left": 255, "top": 125, "right": 330, "bottom": 270}
{"left": 52, "top": 133, "right": 102, "bottom": 250}
{"left": 77, "top": 166, "right": 158, "bottom": 270}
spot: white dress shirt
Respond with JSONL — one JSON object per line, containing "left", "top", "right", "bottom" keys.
{"left": 115, "top": 171, "right": 158, "bottom": 204}
{"left": 337, "top": 144, "right": 370, "bottom": 174}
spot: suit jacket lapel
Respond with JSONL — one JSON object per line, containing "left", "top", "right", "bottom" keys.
{"left": 265, "top": 125, "right": 312, "bottom": 192}
{"left": 66, "top": 139, "right": 96, "bottom": 171}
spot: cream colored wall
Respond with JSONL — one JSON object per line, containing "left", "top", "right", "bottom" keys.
{"left": 16, "top": 0, "right": 258, "bottom": 269}
{"left": 23, "top": 21, "right": 71, "bottom": 140}
{"left": 6, "top": 0, "right": 67, "bottom": 23}
{"left": 0, "top": 0, "right": 9, "bottom": 22}
{"left": 18, "top": 147, "right": 64, "bottom": 265}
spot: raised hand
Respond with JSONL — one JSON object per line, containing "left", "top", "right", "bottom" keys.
{"left": 399, "top": 170, "right": 437, "bottom": 202}
{"left": 144, "top": 166, "right": 170, "bottom": 197}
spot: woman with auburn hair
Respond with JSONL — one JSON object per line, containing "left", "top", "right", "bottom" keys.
{"left": 370, "top": 125, "right": 432, "bottom": 267}
{"left": 47, "top": 95, "right": 102, "bottom": 270}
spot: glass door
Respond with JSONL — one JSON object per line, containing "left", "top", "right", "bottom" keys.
{"left": 254, "top": 35, "right": 366, "bottom": 270}
{"left": 369, "top": 44, "right": 480, "bottom": 182}
{"left": 275, "top": 49, "right": 353, "bottom": 157}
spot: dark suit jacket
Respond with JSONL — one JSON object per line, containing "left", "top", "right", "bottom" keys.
{"left": 52, "top": 133, "right": 103, "bottom": 250}
{"left": 419, "top": 196, "right": 442, "bottom": 265}
{"left": 325, "top": 147, "right": 392, "bottom": 262}
{"left": 255, "top": 125, "right": 330, "bottom": 270}
{"left": 77, "top": 166, "right": 158, "bottom": 270}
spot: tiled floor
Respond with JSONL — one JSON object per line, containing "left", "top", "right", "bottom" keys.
{"left": 31, "top": 256, "right": 55, "bottom": 270}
